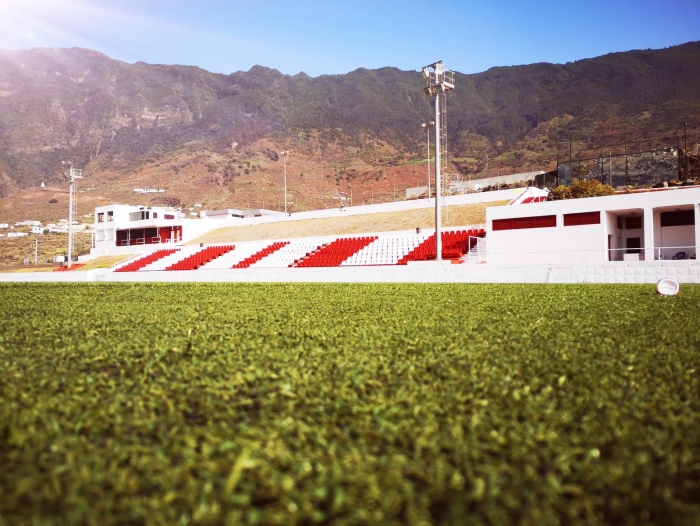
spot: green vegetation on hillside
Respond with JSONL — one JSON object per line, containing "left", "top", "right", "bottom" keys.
{"left": 1, "top": 42, "right": 700, "bottom": 195}
{"left": 1, "top": 283, "right": 699, "bottom": 524}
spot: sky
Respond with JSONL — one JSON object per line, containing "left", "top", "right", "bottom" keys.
{"left": 0, "top": 0, "right": 698, "bottom": 77}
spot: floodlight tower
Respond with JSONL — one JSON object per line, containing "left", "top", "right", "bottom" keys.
{"left": 280, "top": 151, "right": 289, "bottom": 214}
{"left": 63, "top": 162, "right": 82, "bottom": 268}
{"left": 422, "top": 61, "right": 454, "bottom": 261}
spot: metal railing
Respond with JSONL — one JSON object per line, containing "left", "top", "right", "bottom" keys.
{"left": 118, "top": 237, "right": 175, "bottom": 247}
{"left": 466, "top": 236, "right": 488, "bottom": 264}
{"left": 479, "top": 245, "right": 698, "bottom": 265}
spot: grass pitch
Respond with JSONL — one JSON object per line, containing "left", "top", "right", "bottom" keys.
{"left": 1, "top": 283, "right": 699, "bottom": 525}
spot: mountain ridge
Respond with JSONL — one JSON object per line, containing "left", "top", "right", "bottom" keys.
{"left": 0, "top": 41, "right": 698, "bottom": 217}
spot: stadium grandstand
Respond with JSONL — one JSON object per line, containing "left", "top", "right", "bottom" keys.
{"left": 112, "top": 228, "right": 486, "bottom": 273}
{"left": 3, "top": 185, "right": 700, "bottom": 284}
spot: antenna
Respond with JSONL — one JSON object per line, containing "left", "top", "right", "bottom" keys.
{"left": 63, "top": 162, "right": 83, "bottom": 269}
{"left": 421, "top": 60, "right": 455, "bottom": 261}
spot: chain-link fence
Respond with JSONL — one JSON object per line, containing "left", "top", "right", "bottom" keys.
{"left": 556, "top": 136, "right": 688, "bottom": 188}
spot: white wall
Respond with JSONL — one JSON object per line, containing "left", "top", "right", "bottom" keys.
{"left": 487, "top": 187, "right": 700, "bottom": 264}
{"left": 197, "top": 188, "right": 524, "bottom": 228}
{"left": 488, "top": 223, "right": 606, "bottom": 264}
{"left": 3, "top": 260, "right": 699, "bottom": 284}
{"left": 659, "top": 225, "right": 695, "bottom": 259}
{"left": 451, "top": 171, "right": 544, "bottom": 192}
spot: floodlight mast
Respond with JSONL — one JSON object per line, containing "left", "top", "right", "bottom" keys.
{"left": 422, "top": 121, "right": 435, "bottom": 201}
{"left": 422, "top": 61, "right": 454, "bottom": 261}
{"left": 63, "top": 162, "right": 82, "bottom": 268}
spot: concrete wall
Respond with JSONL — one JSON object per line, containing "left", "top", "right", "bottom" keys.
{"left": 196, "top": 188, "right": 524, "bottom": 228}
{"left": 488, "top": 222, "right": 606, "bottom": 264}
{"left": 659, "top": 225, "right": 695, "bottom": 259}
{"left": 2, "top": 260, "right": 698, "bottom": 284}
{"left": 487, "top": 187, "right": 700, "bottom": 263}
{"left": 451, "top": 171, "right": 544, "bottom": 192}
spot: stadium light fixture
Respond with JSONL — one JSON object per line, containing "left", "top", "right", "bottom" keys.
{"left": 421, "top": 60, "right": 455, "bottom": 261}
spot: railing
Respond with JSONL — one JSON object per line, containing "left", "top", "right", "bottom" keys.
{"left": 481, "top": 245, "right": 698, "bottom": 265}
{"left": 466, "top": 236, "right": 488, "bottom": 264}
{"left": 650, "top": 246, "right": 697, "bottom": 261}
{"left": 118, "top": 237, "right": 177, "bottom": 247}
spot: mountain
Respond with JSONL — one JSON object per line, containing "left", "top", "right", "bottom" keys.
{"left": 0, "top": 42, "right": 699, "bottom": 217}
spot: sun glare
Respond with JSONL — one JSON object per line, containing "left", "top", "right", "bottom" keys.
{"left": 0, "top": 0, "right": 209, "bottom": 64}
{"left": 0, "top": 0, "right": 67, "bottom": 49}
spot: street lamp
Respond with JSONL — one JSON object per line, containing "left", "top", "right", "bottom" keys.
{"left": 422, "top": 121, "right": 435, "bottom": 200}
{"left": 280, "top": 151, "right": 289, "bottom": 214}
{"left": 421, "top": 61, "right": 455, "bottom": 261}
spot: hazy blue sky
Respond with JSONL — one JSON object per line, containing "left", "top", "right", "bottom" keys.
{"left": 0, "top": 0, "right": 698, "bottom": 76}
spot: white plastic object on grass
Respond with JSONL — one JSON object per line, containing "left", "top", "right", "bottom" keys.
{"left": 656, "top": 278, "right": 680, "bottom": 296}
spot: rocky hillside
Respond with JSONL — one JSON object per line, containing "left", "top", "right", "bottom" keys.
{"left": 0, "top": 42, "right": 699, "bottom": 215}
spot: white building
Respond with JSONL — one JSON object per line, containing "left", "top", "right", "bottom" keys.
{"left": 93, "top": 204, "right": 184, "bottom": 252}
{"left": 486, "top": 186, "right": 700, "bottom": 264}
{"left": 92, "top": 204, "right": 222, "bottom": 256}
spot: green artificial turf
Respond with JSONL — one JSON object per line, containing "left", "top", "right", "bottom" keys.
{"left": 0, "top": 283, "right": 699, "bottom": 525}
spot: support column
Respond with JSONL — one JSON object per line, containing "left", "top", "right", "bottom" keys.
{"left": 434, "top": 93, "right": 442, "bottom": 261}
{"left": 694, "top": 203, "right": 700, "bottom": 260}
{"left": 643, "top": 207, "right": 655, "bottom": 261}
{"left": 600, "top": 212, "right": 608, "bottom": 262}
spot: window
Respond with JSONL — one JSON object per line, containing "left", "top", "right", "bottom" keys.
{"left": 493, "top": 215, "right": 556, "bottom": 231}
{"left": 564, "top": 212, "right": 600, "bottom": 226}
{"left": 617, "top": 216, "right": 623, "bottom": 229}
{"left": 660, "top": 210, "right": 694, "bottom": 227}
{"left": 128, "top": 211, "right": 150, "bottom": 221}
{"left": 153, "top": 213, "right": 158, "bottom": 219}
{"left": 625, "top": 216, "right": 642, "bottom": 230}
{"left": 97, "top": 212, "right": 105, "bottom": 223}
{"left": 164, "top": 214, "right": 175, "bottom": 220}
{"left": 107, "top": 211, "right": 114, "bottom": 222}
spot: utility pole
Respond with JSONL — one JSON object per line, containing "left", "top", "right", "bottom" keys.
{"left": 280, "top": 151, "right": 289, "bottom": 214}
{"left": 569, "top": 138, "right": 573, "bottom": 182}
{"left": 684, "top": 122, "right": 688, "bottom": 172}
{"left": 34, "top": 237, "right": 38, "bottom": 265}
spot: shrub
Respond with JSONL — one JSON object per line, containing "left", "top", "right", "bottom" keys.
{"left": 549, "top": 178, "right": 615, "bottom": 200}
